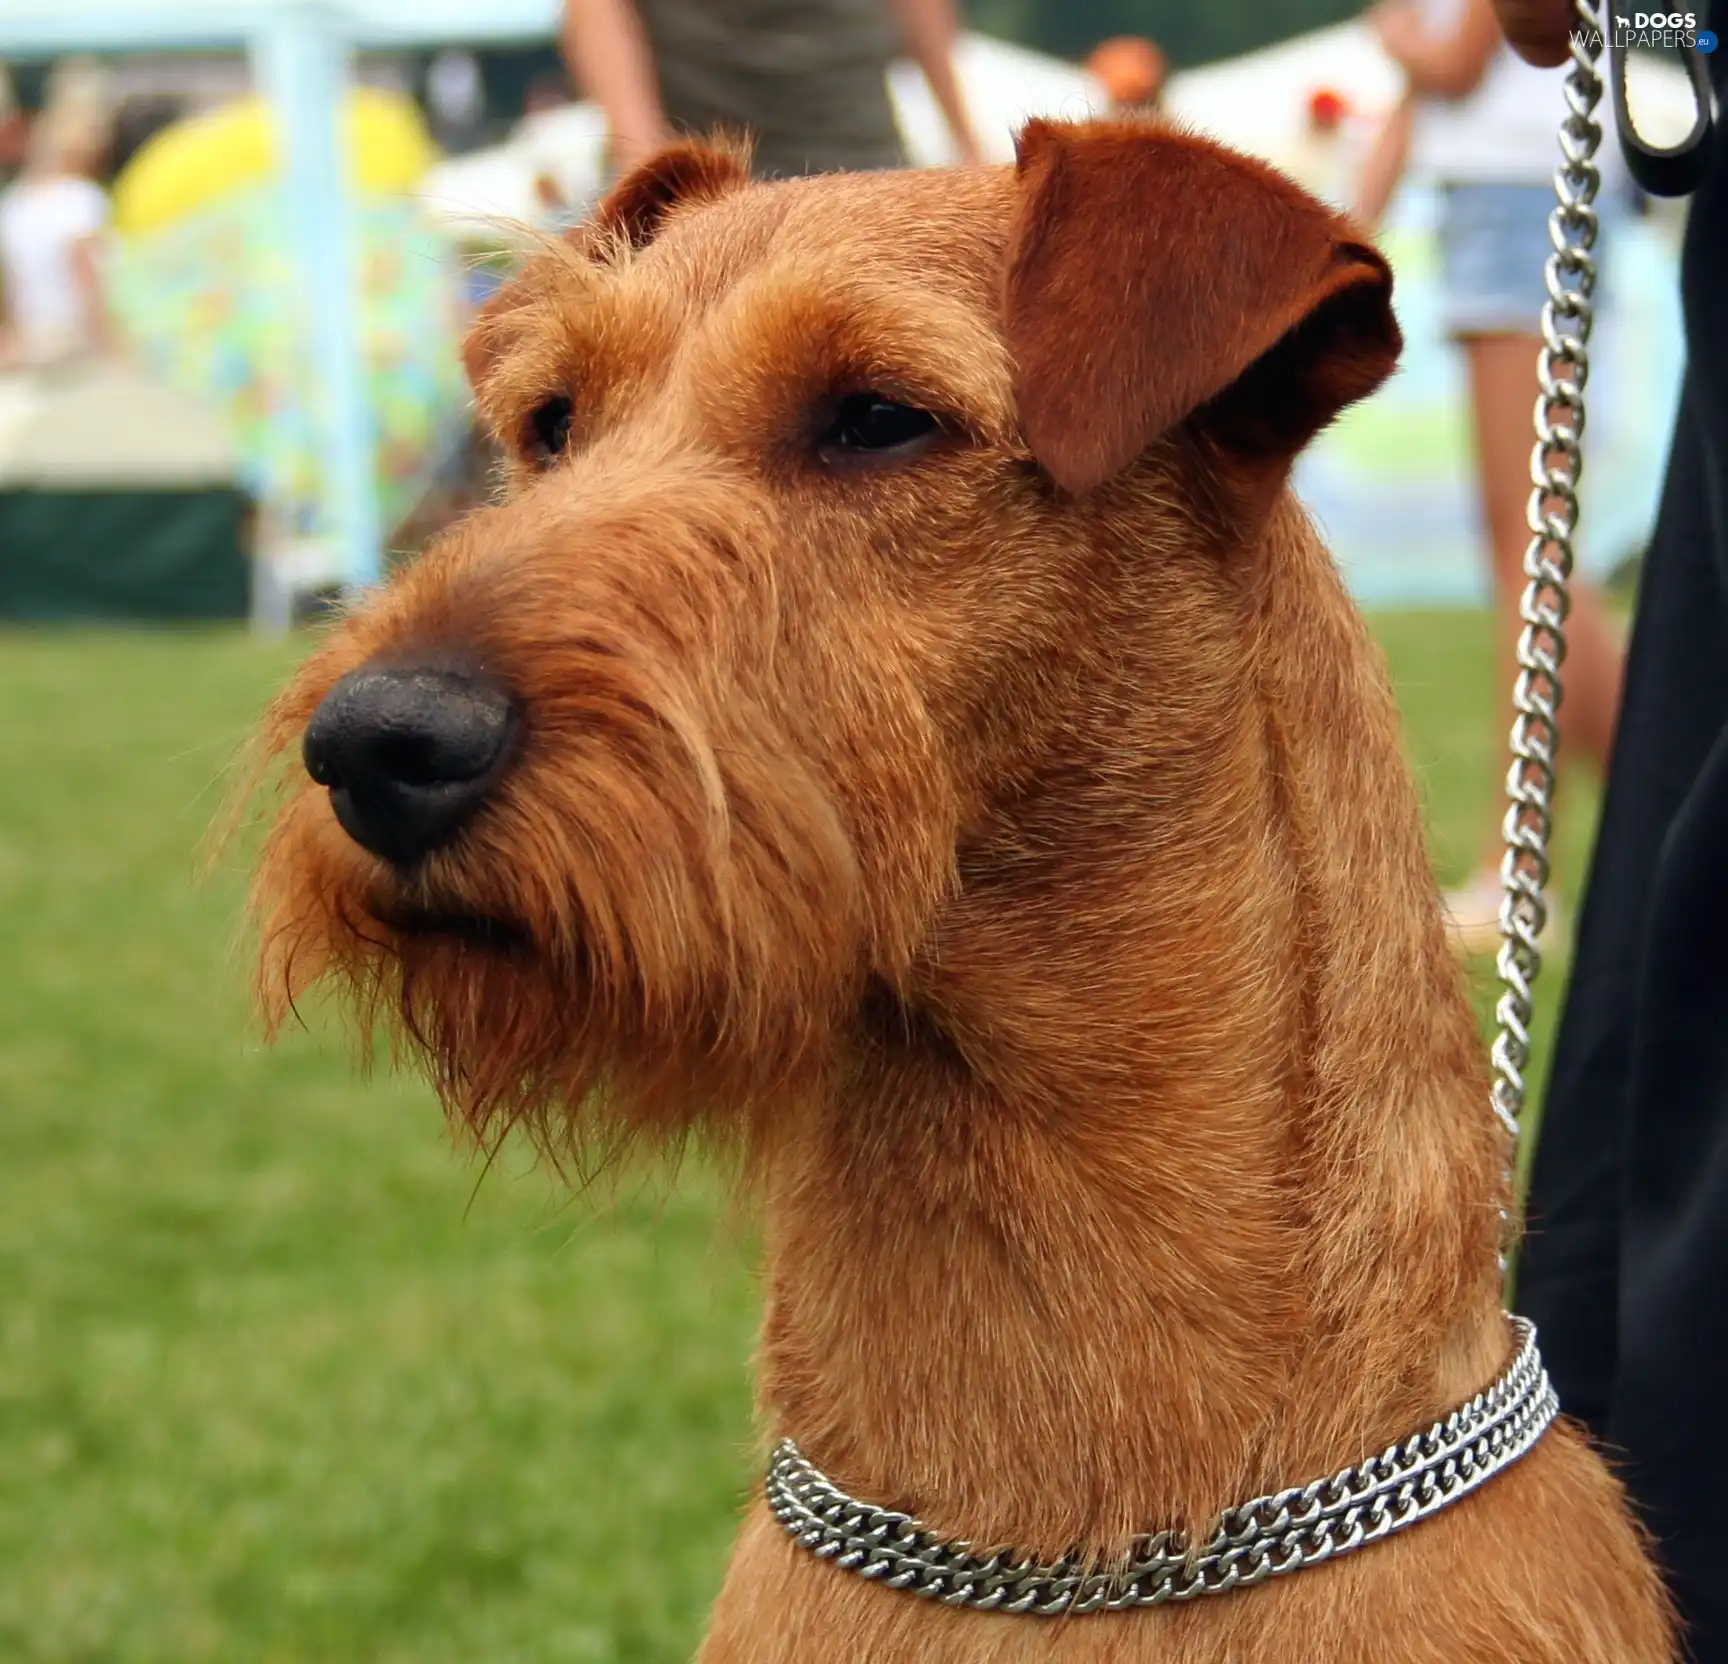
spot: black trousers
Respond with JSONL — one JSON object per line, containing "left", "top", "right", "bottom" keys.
{"left": 1516, "top": 27, "right": 1728, "bottom": 1660}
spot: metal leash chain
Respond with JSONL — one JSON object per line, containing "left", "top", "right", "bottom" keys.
{"left": 1491, "top": 2, "right": 1603, "bottom": 1182}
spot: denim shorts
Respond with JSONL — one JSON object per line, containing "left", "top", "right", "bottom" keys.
{"left": 1437, "top": 182, "right": 1560, "bottom": 339}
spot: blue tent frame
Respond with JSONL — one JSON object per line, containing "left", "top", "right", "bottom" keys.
{"left": 0, "top": 0, "right": 560, "bottom": 590}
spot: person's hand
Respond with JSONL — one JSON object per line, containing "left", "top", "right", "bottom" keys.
{"left": 1486, "top": 0, "right": 1576, "bottom": 66}
{"left": 561, "top": 0, "right": 672, "bottom": 180}
{"left": 1367, "top": 0, "right": 1416, "bottom": 36}
{"left": 604, "top": 119, "right": 671, "bottom": 176}
{"left": 1370, "top": 0, "right": 1427, "bottom": 70}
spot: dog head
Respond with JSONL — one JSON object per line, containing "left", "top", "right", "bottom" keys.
{"left": 251, "top": 120, "right": 1399, "bottom": 1158}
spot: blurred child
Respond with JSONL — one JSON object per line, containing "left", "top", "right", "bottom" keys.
{"left": 0, "top": 74, "right": 114, "bottom": 366}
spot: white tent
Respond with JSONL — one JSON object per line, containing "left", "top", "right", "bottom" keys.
{"left": 1163, "top": 19, "right": 1403, "bottom": 202}
{"left": 0, "top": 365, "right": 235, "bottom": 486}
{"left": 892, "top": 33, "right": 1103, "bottom": 166}
{"left": 0, "top": 362, "right": 249, "bottom": 619}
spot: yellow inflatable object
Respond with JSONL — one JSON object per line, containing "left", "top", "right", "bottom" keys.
{"left": 112, "top": 86, "right": 437, "bottom": 239}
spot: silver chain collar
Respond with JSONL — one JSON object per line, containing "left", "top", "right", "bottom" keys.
{"left": 766, "top": 1317, "right": 1556, "bottom": 1616}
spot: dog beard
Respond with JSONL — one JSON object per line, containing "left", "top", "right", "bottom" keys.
{"left": 250, "top": 644, "right": 882, "bottom": 1162}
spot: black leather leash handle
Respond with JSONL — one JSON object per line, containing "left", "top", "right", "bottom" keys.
{"left": 1608, "top": 32, "right": 1716, "bottom": 197}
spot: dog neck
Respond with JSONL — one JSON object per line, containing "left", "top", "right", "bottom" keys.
{"left": 752, "top": 492, "right": 1507, "bottom": 1561}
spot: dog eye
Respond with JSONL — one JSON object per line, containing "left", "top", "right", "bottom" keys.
{"left": 526, "top": 395, "right": 574, "bottom": 462}
{"left": 819, "top": 393, "right": 940, "bottom": 458}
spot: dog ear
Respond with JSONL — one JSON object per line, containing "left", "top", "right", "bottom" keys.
{"left": 1003, "top": 119, "right": 1400, "bottom": 496}
{"left": 592, "top": 135, "right": 753, "bottom": 250}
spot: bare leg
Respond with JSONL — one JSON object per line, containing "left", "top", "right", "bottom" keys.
{"left": 1461, "top": 331, "right": 1625, "bottom": 875}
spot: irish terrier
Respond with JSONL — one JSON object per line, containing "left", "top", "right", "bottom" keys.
{"left": 252, "top": 121, "right": 1673, "bottom": 1660}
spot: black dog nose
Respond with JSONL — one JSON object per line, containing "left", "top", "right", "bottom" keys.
{"left": 303, "top": 663, "right": 519, "bottom": 867}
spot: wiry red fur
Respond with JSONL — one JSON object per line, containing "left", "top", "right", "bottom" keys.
{"left": 250, "top": 120, "right": 1673, "bottom": 1660}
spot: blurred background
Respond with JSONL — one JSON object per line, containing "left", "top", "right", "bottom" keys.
{"left": 0, "top": 1, "right": 1688, "bottom": 1658}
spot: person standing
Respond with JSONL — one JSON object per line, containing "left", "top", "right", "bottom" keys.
{"left": 560, "top": 0, "right": 981, "bottom": 180}
{"left": 0, "top": 77, "right": 114, "bottom": 366}
{"left": 1482, "top": 3, "right": 1728, "bottom": 1661}
{"left": 0, "top": 69, "right": 29, "bottom": 188}
{"left": 1356, "top": 0, "right": 1629, "bottom": 953}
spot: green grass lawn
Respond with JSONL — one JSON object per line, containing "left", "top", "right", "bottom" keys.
{"left": 0, "top": 616, "right": 1600, "bottom": 1662}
